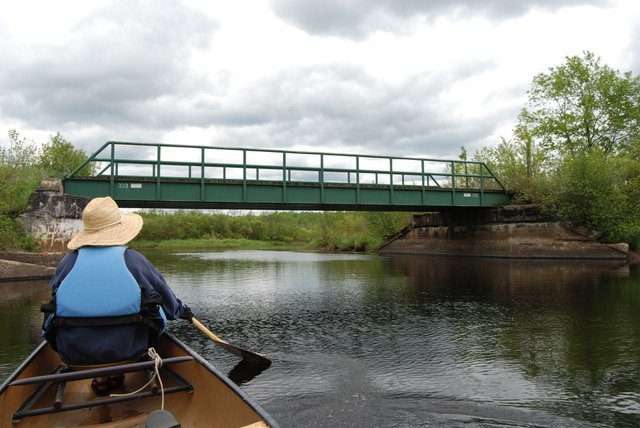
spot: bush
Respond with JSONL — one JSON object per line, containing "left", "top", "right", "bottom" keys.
{"left": 135, "top": 211, "right": 411, "bottom": 252}
{"left": 546, "top": 151, "right": 640, "bottom": 243}
{"left": 0, "top": 215, "right": 38, "bottom": 251}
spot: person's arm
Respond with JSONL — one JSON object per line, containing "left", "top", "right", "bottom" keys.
{"left": 125, "top": 249, "right": 192, "bottom": 320}
{"left": 49, "top": 251, "right": 78, "bottom": 290}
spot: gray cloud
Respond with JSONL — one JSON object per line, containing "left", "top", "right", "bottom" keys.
{"left": 195, "top": 63, "right": 519, "bottom": 158}
{"left": 0, "top": 1, "right": 523, "bottom": 160}
{"left": 632, "top": 26, "right": 640, "bottom": 74}
{"left": 0, "top": 0, "right": 217, "bottom": 145}
{"left": 271, "top": 0, "right": 609, "bottom": 38}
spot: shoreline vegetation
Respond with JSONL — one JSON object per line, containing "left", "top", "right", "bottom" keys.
{"left": 131, "top": 211, "right": 410, "bottom": 254}
{"left": 0, "top": 52, "right": 638, "bottom": 254}
{"left": 131, "top": 239, "right": 315, "bottom": 252}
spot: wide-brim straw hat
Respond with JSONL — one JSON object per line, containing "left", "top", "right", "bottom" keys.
{"left": 67, "top": 197, "right": 143, "bottom": 250}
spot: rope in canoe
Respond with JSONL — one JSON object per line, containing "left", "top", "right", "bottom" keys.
{"left": 110, "top": 347, "right": 165, "bottom": 410}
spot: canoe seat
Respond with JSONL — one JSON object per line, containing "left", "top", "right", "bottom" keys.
{"left": 9, "top": 356, "right": 194, "bottom": 423}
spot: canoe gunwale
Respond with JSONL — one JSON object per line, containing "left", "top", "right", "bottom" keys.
{"left": 0, "top": 340, "right": 47, "bottom": 396}
{"left": 166, "top": 333, "right": 279, "bottom": 428}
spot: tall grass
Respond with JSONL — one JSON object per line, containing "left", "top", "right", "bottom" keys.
{"left": 135, "top": 211, "right": 411, "bottom": 252}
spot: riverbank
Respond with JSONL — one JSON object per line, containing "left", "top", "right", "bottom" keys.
{"left": 0, "top": 258, "right": 54, "bottom": 282}
{"left": 130, "top": 238, "right": 312, "bottom": 252}
{"left": 381, "top": 208, "right": 634, "bottom": 261}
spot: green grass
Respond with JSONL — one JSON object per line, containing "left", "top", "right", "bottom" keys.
{"left": 130, "top": 238, "right": 313, "bottom": 252}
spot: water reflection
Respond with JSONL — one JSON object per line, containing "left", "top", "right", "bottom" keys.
{"left": 389, "top": 256, "right": 640, "bottom": 426}
{"left": 0, "top": 281, "right": 49, "bottom": 377}
{"left": 1, "top": 252, "right": 639, "bottom": 427}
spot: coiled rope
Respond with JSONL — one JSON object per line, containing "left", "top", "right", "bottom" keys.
{"left": 110, "top": 347, "right": 165, "bottom": 410}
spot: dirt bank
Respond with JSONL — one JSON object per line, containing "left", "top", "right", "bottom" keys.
{"left": 0, "top": 258, "right": 55, "bottom": 283}
{"left": 0, "top": 251, "right": 63, "bottom": 267}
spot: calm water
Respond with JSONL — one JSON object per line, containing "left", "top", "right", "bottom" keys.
{"left": 2, "top": 251, "right": 640, "bottom": 427}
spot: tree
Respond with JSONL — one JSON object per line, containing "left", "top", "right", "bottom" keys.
{"left": 39, "top": 133, "right": 94, "bottom": 177}
{"left": 0, "top": 130, "right": 43, "bottom": 214}
{"left": 1, "top": 130, "right": 40, "bottom": 167}
{"left": 520, "top": 51, "right": 640, "bottom": 155}
{"left": 474, "top": 132, "right": 547, "bottom": 200}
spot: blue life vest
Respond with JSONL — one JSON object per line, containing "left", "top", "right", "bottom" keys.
{"left": 56, "top": 246, "right": 141, "bottom": 318}
{"left": 44, "top": 246, "right": 166, "bottom": 365}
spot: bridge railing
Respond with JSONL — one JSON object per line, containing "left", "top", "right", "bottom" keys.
{"left": 69, "top": 141, "right": 505, "bottom": 197}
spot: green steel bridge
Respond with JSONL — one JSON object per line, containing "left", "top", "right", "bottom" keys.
{"left": 63, "top": 141, "right": 511, "bottom": 211}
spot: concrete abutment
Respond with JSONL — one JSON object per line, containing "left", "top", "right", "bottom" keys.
{"left": 18, "top": 179, "right": 89, "bottom": 251}
{"left": 380, "top": 205, "right": 630, "bottom": 261}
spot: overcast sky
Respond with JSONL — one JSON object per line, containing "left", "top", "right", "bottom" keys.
{"left": 1, "top": 0, "right": 639, "bottom": 160}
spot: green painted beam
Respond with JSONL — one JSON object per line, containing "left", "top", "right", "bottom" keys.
{"left": 63, "top": 141, "right": 512, "bottom": 211}
{"left": 64, "top": 177, "right": 511, "bottom": 211}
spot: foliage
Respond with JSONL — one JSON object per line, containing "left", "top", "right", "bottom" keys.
{"left": 545, "top": 151, "right": 639, "bottom": 243}
{"left": 0, "top": 131, "right": 44, "bottom": 215}
{"left": 0, "top": 130, "right": 91, "bottom": 250}
{"left": 473, "top": 131, "right": 548, "bottom": 202}
{"left": 131, "top": 238, "right": 306, "bottom": 252}
{"left": 1, "top": 130, "right": 41, "bottom": 166}
{"left": 521, "top": 51, "right": 640, "bottom": 156}
{"left": 136, "top": 211, "right": 411, "bottom": 252}
{"left": 0, "top": 215, "right": 37, "bottom": 251}
{"left": 40, "top": 133, "right": 94, "bottom": 177}
{"left": 478, "top": 52, "right": 640, "bottom": 245}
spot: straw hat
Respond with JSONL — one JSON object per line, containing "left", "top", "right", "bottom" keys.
{"left": 67, "top": 197, "right": 143, "bottom": 250}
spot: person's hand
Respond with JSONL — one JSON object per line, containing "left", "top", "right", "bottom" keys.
{"left": 180, "top": 305, "right": 194, "bottom": 321}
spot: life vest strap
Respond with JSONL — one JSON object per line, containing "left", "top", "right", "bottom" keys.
{"left": 53, "top": 314, "right": 147, "bottom": 328}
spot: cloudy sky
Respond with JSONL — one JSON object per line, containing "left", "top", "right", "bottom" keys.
{"left": 1, "top": 0, "right": 639, "bottom": 160}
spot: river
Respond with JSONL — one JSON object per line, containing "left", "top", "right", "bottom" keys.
{"left": 1, "top": 250, "right": 639, "bottom": 427}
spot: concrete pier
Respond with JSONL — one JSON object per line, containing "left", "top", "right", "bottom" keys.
{"left": 380, "top": 205, "right": 629, "bottom": 261}
{"left": 18, "top": 179, "right": 89, "bottom": 251}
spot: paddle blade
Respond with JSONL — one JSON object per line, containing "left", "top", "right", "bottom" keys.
{"left": 191, "top": 317, "right": 271, "bottom": 366}
{"left": 227, "top": 358, "right": 272, "bottom": 385}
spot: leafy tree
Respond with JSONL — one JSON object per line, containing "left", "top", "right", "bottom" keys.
{"left": 474, "top": 131, "right": 548, "bottom": 201}
{"left": 1, "top": 130, "right": 40, "bottom": 167}
{"left": 520, "top": 51, "right": 640, "bottom": 155}
{"left": 547, "top": 150, "right": 639, "bottom": 245}
{"left": 0, "top": 130, "right": 94, "bottom": 249}
{"left": 0, "top": 130, "right": 43, "bottom": 214}
{"left": 478, "top": 52, "right": 640, "bottom": 246}
{"left": 39, "top": 133, "right": 94, "bottom": 177}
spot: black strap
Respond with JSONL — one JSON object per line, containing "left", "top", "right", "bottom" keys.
{"left": 41, "top": 302, "right": 56, "bottom": 313}
{"left": 53, "top": 314, "right": 146, "bottom": 328}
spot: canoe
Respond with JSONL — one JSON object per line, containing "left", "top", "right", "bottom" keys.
{"left": 0, "top": 334, "right": 278, "bottom": 428}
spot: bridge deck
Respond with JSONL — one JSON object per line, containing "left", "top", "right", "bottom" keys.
{"left": 63, "top": 142, "right": 511, "bottom": 211}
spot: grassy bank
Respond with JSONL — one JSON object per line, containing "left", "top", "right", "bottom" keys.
{"left": 133, "top": 211, "right": 410, "bottom": 253}
{"left": 130, "top": 238, "right": 312, "bottom": 252}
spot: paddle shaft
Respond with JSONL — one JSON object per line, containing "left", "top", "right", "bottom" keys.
{"left": 191, "top": 317, "right": 271, "bottom": 366}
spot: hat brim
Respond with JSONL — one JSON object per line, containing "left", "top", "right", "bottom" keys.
{"left": 67, "top": 213, "right": 143, "bottom": 250}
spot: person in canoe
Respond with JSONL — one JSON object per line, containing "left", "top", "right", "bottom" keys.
{"left": 41, "top": 196, "right": 194, "bottom": 393}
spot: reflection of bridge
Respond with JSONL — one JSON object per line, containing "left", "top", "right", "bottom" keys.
{"left": 63, "top": 141, "right": 511, "bottom": 211}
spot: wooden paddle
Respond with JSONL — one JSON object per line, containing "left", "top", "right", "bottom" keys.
{"left": 191, "top": 317, "right": 271, "bottom": 367}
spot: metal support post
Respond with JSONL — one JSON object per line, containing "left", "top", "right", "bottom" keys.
{"left": 320, "top": 154, "right": 324, "bottom": 203}
{"left": 450, "top": 161, "right": 455, "bottom": 206}
{"left": 356, "top": 156, "right": 360, "bottom": 204}
{"left": 155, "top": 145, "right": 161, "bottom": 200}
{"left": 389, "top": 158, "right": 394, "bottom": 203}
{"left": 421, "top": 160, "right": 425, "bottom": 205}
{"left": 200, "top": 148, "right": 205, "bottom": 201}
{"left": 109, "top": 143, "right": 115, "bottom": 197}
{"left": 282, "top": 152, "right": 287, "bottom": 202}
{"left": 242, "top": 150, "right": 247, "bottom": 202}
